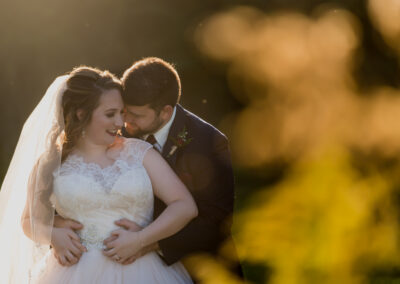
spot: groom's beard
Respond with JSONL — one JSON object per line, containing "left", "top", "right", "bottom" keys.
{"left": 124, "top": 116, "right": 164, "bottom": 138}
{"left": 123, "top": 123, "right": 141, "bottom": 138}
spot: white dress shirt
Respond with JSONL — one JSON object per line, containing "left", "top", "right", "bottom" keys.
{"left": 143, "top": 107, "right": 176, "bottom": 152}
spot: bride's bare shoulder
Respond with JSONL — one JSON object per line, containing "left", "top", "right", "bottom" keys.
{"left": 107, "top": 137, "right": 150, "bottom": 159}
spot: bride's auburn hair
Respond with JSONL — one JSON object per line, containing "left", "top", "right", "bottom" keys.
{"left": 61, "top": 66, "right": 122, "bottom": 161}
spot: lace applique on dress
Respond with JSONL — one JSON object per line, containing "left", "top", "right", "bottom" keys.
{"left": 119, "top": 138, "right": 153, "bottom": 165}
{"left": 51, "top": 138, "right": 154, "bottom": 249}
{"left": 58, "top": 138, "right": 152, "bottom": 193}
{"left": 59, "top": 156, "right": 129, "bottom": 193}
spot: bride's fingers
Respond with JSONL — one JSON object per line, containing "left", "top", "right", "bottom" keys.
{"left": 102, "top": 247, "right": 117, "bottom": 257}
{"left": 122, "top": 255, "right": 137, "bottom": 265}
{"left": 118, "top": 256, "right": 128, "bottom": 263}
{"left": 103, "top": 235, "right": 117, "bottom": 245}
{"left": 104, "top": 239, "right": 118, "bottom": 250}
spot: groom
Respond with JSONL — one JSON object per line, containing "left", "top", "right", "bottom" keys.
{"left": 56, "top": 57, "right": 242, "bottom": 280}
{"left": 117, "top": 57, "right": 241, "bottom": 279}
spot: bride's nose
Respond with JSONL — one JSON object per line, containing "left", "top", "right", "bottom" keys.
{"left": 115, "top": 113, "right": 124, "bottom": 128}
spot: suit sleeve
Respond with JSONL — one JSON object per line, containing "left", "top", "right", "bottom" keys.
{"left": 158, "top": 133, "right": 235, "bottom": 265}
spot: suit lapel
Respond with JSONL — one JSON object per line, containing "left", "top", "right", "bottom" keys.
{"left": 162, "top": 104, "right": 186, "bottom": 167}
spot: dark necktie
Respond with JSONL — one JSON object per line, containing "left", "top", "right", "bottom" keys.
{"left": 146, "top": 134, "right": 162, "bottom": 153}
{"left": 146, "top": 134, "right": 157, "bottom": 145}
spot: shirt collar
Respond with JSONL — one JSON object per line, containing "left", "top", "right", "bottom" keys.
{"left": 144, "top": 106, "right": 176, "bottom": 150}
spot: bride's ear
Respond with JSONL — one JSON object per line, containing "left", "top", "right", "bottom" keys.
{"left": 76, "top": 109, "right": 86, "bottom": 121}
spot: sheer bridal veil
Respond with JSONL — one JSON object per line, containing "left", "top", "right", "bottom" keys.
{"left": 0, "top": 75, "right": 68, "bottom": 283}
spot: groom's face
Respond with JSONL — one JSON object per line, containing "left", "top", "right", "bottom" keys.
{"left": 124, "top": 104, "right": 165, "bottom": 137}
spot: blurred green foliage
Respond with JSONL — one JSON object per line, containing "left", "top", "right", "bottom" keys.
{"left": 2, "top": 1, "right": 400, "bottom": 283}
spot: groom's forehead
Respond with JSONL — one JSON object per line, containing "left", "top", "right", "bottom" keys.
{"left": 125, "top": 104, "right": 154, "bottom": 114}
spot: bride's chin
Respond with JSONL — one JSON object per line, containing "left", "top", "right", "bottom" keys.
{"left": 105, "top": 137, "right": 119, "bottom": 146}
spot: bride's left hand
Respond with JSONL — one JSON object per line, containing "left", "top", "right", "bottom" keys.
{"left": 102, "top": 229, "right": 142, "bottom": 263}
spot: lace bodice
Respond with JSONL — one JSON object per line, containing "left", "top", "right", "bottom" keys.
{"left": 50, "top": 138, "right": 153, "bottom": 249}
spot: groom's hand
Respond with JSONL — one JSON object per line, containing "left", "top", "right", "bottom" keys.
{"left": 115, "top": 218, "right": 142, "bottom": 231}
{"left": 54, "top": 215, "right": 83, "bottom": 231}
{"left": 52, "top": 215, "right": 86, "bottom": 266}
{"left": 51, "top": 227, "right": 87, "bottom": 266}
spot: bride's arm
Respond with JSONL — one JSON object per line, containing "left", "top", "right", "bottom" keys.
{"left": 21, "top": 201, "right": 33, "bottom": 239}
{"left": 20, "top": 161, "right": 49, "bottom": 243}
{"left": 20, "top": 160, "right": 57, "bottom": 244}
{"left": 103, "top": 148, "right": 198, "bottom": 260}
{"left": 21, "top": 162, "right": 86, "bottom": 266}
{"left": 141, "top": 148, "right": 198, "bottom": 243}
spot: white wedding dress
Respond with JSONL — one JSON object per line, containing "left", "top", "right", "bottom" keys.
{"left": 32, "top": 138, "right": 192, "bottom": 284}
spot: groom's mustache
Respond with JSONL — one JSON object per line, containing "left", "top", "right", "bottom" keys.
{"left": 122, "top": 125, "right": 145, "bottom": 138}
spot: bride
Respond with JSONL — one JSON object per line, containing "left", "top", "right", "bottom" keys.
{"left": 0, "top": 66, "right": 197, "bottom": 283}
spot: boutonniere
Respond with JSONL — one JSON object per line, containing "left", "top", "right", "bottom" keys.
{"left": 167, "top": 126, "right": 193, "bottom": 158}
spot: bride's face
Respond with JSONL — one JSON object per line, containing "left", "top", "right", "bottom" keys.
{"left": 84, "top": 89, "right": 124, "bottom": 146}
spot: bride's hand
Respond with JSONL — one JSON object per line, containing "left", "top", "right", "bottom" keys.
{"left": 51, "top": 227, "right": 87, "bottom": 266}
{"left": 103, "top": 218, "right": 142, "bottom": 245}
{"left": 102, "top": 229, "right": 143, "bottom": 263}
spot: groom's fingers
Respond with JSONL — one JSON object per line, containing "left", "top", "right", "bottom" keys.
{"left": 69, "top": 241, "right": 83, "bottom": 258}
{"left": 68, "top": 221, "right": 83, "bottom": 231}
{"left": 58, "top": 255, "right": 68, "bottom": 266}
{"left": 54, "top": 216, "right": 83, "bottom": 230}
{"left": 111, "top": 229, "right": 123, "bottom": 237}
{"left": 67, "top": 230, "right": 80, "bottom": 242}
{"left": 115, "top": 219, "right": 141, "bottom": 231}
{"left": 72, "top": 239, "right": 87, "bottom": 253}
{"left": 55, "top": 255, "right": 63, "bottom": 266}
{"left": 115, "top": 218, "right": 131, "bottom": 229}
{"left": 65, "top": 251, "right": 77, "bottom": 265}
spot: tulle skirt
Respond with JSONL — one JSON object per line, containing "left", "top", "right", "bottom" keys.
{"left": 32, "top": 249, "right": 192, "bottom": 284}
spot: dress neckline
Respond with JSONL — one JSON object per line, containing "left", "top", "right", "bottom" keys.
{"left": 66, "top": 154, "right": 120, "bottom": 171}
{"left": 66, "top": 138, "right": 127, "bottom": 170}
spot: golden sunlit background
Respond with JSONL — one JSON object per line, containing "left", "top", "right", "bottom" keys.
{"left": 2, "top": 0, "right": 400, "bottom": 283}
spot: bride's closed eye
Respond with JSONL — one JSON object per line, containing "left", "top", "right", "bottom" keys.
{"left": 106, "top": 110, "right": 123, "bottom": 118}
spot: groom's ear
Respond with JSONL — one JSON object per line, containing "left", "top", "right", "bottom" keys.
{"left": 160, "top": 105, "right": 173, "bottom": 120}
{"left": 76, "top": 109, "right": 86, "bottom": 121}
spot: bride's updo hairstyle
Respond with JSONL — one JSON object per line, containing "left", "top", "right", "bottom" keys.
{"left": 61, "top": 66, "right": 122, "bottom": 161}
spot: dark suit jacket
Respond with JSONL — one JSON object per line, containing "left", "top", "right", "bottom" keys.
{"left": 124, "top": 104, "right": 241, "bottom": 278}
{"left": 156, "top": 105, "right": 240, "bottom": 271}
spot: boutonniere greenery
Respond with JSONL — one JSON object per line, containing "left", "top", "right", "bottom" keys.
{"left": 167, "top": 126, "right": 193, "bottom": 158}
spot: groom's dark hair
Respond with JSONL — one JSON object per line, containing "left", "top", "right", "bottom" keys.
{"left": 121, "top": 57, "right": 181, "bottom": 110}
